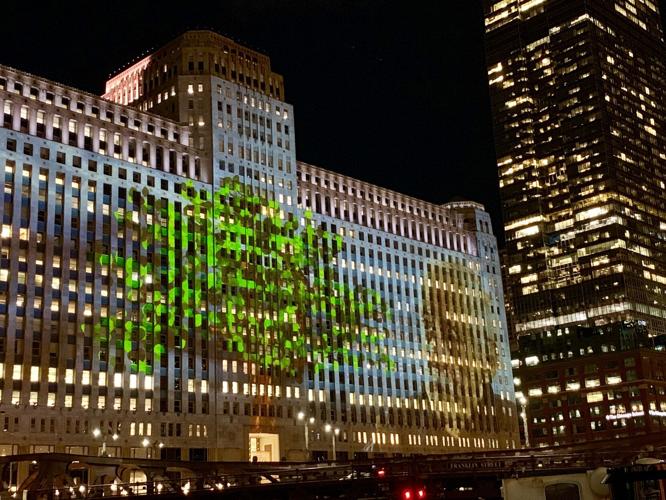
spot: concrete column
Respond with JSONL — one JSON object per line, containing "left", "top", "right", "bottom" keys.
{"left": 122, "top": 134, "right": 129, "bottom": 161}
{"left": 29, "top": 108, "right": 37, "bottom": 136}
{"left": 149, "top": 143, "right": 156, "bottom": 169}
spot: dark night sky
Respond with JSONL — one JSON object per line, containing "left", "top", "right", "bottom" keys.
{"left": 3, "top": 1, "right": 665, "bottom": 243}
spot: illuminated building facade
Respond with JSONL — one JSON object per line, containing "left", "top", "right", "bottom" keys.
{"left": 0, "top": 31, "right": 517, "bottom": 461}
{"left": 513, "top": 322, "right": 666, "bottom": 447}
{"left": 483, "top": 1, "right": 666, "bottom": 341}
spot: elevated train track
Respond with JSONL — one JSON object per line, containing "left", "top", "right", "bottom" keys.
{"left": 2, "top": 433, "right": 666, "bottom": 499}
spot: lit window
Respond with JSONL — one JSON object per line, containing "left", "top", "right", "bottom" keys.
{"left": 525, "top": 356, "right": 540, "bottom": 367}
{"left": 585, "top": 378, "right": 600, "bottom": 388}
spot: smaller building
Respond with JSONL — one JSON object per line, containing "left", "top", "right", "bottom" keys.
{"left": 513, "top": 321, "right": 666, "bottom": 447}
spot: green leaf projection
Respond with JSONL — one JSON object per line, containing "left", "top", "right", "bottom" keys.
{"left": 89, "top": 176, "right": 393, "bottom": 378}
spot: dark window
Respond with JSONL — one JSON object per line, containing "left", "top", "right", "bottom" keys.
{"left": 545, "top": 483, "right": 580, "bottom": 500}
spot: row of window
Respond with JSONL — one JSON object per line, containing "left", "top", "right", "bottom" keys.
{"left": 1, "top": 106, "right": 202, "bottom": 180}
{"left": 0, "top": 74, "right": 182, "bottom": 141}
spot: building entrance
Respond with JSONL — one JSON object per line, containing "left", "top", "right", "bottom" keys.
{"left": 248, "top": 433, "right": 280, "bottom": 462}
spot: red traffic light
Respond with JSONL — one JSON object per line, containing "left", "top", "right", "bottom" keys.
{"left": 377, "top": 468, "right": 386, "bottom": 478}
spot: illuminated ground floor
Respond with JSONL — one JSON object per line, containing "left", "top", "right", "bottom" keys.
{"left": 0, "top": 406, "right": 517, "bottom": 462}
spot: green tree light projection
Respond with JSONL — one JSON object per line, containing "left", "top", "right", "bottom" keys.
{"left": 87, "top": 176, "right": 393, "bottom": 379}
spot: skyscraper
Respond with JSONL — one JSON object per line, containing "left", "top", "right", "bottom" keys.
{"left": 484, "top": 0, "right": 666, "bottom": 444}
{"left": 484, "top": 0, "right": 666, "bottom": 341}
{"left": 0, "top": 31, "right": 518, "bottom": 460}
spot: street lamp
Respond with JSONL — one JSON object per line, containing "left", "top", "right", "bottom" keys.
{"left": 324, "top": 425, "right": 340, "bottom": 461}
{"left": 142, "top": 438, "right": 164, "bottom": 459}
{"left": 92, "top": 427, "right": 119, "bottom": 456}
{"left": 297, "top": 412, "right": 315, "bottom": 459}
{"left": 518, "top": 396, "right": 530, "bottom": 448}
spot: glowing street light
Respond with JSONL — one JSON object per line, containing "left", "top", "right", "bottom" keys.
{"left": 142, "top": 438, "right": 164, "bottom": 458}
{"left": 92, "top": 427, "right": 115, "bottom": 456}
{"left": 324, "top": 425, "right": 340, "bottom": 461}
{"left": 518, "top": 395, "right": 530, "bottom": 448}
{"left": 297, "top": 412, "right": 315, "bottom": 459}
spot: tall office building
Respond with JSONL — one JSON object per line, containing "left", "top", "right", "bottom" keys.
{"left": 484, "top": 1, "right": 666, "bottom": 340}
{"left": 484, "top": 1, "right": 666, "bottom": 444}
{"left": 0, "top": 31, "right": 517, "bottom": 461}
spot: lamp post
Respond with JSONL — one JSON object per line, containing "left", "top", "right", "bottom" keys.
{"left": 518, "top": 396, "right": 530, "bottom": 448}
{"left": 324, "top": 424, "right": 340, "bottom": 461}
{"left": 92, "top": 427, "right": 119, "bottom": 456}
{"left": 142, "top": 438, "right": 164, "bottom": 459}
{"left": 297, "top": 412, "right": 315, "bottom": 460}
